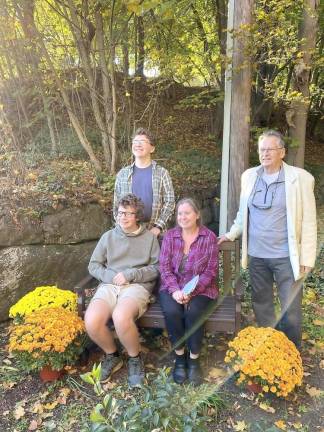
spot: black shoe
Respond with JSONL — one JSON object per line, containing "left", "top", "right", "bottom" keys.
{"left": 173, "top": 354, "right": 187, "bottom": 384}
{"left": 187, "top": 358, "right": 203, "bottom": 386}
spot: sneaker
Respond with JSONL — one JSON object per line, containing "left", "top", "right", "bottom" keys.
{"left": 127, "top": 356, "right": 145, "bottom": 388}
{"left": 100, "top": 353, "right": 123, "bottom": 383}
{"left": 187, "top": 358, "right": 203, "bottom": 386}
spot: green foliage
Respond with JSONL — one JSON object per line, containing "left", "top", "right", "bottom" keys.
{"left": 84, "top": 367, "right": 225, "bottom": 432}
{"left": 80, "top": 363, "right": 104, "bottom": 396}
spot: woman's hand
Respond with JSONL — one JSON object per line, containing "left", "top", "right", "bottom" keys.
{"left": 172, "top": 290, "right": 185, "bottom": 304}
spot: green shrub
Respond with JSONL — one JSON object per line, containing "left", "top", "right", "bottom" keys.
{"left": 81, "top": 367, "right": 225, "bottom": 432}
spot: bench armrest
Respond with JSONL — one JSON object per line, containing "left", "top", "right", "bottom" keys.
{"left": 73, "top": 274, "right": 96, "bottom": 317}
{"left": 234, "top": 276, "right": 245, "bottom": 301}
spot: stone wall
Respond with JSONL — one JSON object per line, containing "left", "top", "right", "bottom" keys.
{"left": 1, "top": 190, "right": 219, "bottom": 322}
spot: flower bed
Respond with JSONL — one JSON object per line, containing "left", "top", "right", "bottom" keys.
{"left": 224, "top": 326, "right": 303, "bottom": 397}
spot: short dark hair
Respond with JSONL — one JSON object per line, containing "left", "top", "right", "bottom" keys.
{"left": 115, "top": 193, "right": 145, "bottom": 222}
{"left": 176, "top": 197, "right": 201, "bottom": 226}
{"left": 258, "top": 130, "right": 285, "bottom": 149}
{"left": 132, "top": 128, "right": 155, "bottom": 146}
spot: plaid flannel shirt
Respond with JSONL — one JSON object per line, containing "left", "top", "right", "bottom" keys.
{"left": 114, "top": 161, "right": 175, "bottom": 231}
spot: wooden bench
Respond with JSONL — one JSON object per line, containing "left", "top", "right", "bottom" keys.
{"left": 75, "top": 240, "right": 243, "bottom": 335}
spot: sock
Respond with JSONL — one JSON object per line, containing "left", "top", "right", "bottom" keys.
{"left": 107, "top": 350, "right": 119, "bottom": 357}
{"left": 129, "top": 354, "right": 139, "bottom": 359}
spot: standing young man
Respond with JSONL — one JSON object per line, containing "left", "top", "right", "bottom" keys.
{"left": 85, "top": 194, "right": 160, "bottom": 387}
{"left": 114, "top": 128, "right": 175, "bottom": 236}
{"left": 218, "top": 130, "right": 317, "bottom": 348}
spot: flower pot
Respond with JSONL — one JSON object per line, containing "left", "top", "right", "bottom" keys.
{"left": 246, "top": 382, "right": 263, "bottom": 394}
{"left": 39, "top": 366, "right": 64, "bottom": 382}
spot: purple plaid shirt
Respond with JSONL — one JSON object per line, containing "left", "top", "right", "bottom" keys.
{"left": 159, "top": 225, "right": 219, "bottom": 299}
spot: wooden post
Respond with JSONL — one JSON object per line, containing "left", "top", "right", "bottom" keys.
{"left": 219, "top": 0, "right": 252, "bottom": 233}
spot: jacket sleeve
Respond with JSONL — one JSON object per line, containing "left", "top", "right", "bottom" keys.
{"left": 225, "top": 171, "right": 247, "bottom": 241}
{"left": 299, "top": 173, "right": 317, "bottom": 267}
{"left": 193, "top": 233, "right": 219, "bottom": 296}
{"left": 88, "top": 233, "right": 116, "bottom": 283}
{"left": 122, "top": 236, "right": 160, "bottom": 283}
{"left": 154, "top": 169, "right": 175, "bottom": 231}
{"left": 159, "top": 232, "right": 181, "bottom": 293}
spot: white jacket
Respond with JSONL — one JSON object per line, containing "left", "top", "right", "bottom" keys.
{"left": 226, "top": 161, "right": 317, "bottom": 281}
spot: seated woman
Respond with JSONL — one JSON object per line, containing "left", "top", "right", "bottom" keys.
{"left": 159, "top": 198, "right": 219, "bottom": 385}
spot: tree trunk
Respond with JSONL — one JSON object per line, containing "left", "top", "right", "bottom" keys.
{"left": 220, "top": 0, "right": 252, "bottom": 232}
{"left": 66, "top": 0, "right": 110, "bottom": 170}
{"left": 135, "top": 15, "right": 145, "bottom": 77}
{"left": 13, "top": 0, "right": 59, "bottom": 155}
{"left": 287, "top": 0, "right": 318, "bottom": 167}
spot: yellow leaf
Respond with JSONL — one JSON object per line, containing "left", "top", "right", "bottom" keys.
{"left": 292, "top": 422, "right": 303, "bottom": 429}
{"left": 31, "top": 402, "right": 44, "bottom": 414}
{"left": 305, "top": 385, "right": 322, "bottom": 397}
{"left": 44, "top": 401, "right": 59, "bottom": 410}
{"left": 233, "top": 420, "right": 247, "bottom": 431}
{"left": 259, "top": 402, "right": 276, "bottom": 413}
{"left": 313, "top": 319, "right": 324, "bottom": 326}
{"left": 14, "top": 406, "right": 25, "bottom": 420}
{"left": 208, "top": 367, "right": 227, "bottom": 379}
{"left": 302, "top": 332, "right": 309, "bottom": 340}
{"left": 275, "top": 420, "right": 287, "bottom": 430}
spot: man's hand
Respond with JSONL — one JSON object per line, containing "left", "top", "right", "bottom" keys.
{"left": 300, "top": 265, "right": 312, "bottom": 275}
{"left": 150, "top": 226, "right": 161, "bottom": 237}
{"left": 113, "top": 272, "right": 128, "bottom": 286}
{"left": 217, "top": 235, "right": 229, "bottom": 245}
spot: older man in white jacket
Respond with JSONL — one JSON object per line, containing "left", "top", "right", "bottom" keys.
{"left": 219, "top": 130, "right": 317, "bottom": 348}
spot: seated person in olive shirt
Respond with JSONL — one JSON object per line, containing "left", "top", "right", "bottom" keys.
{"left": 85, "top": 194, "right": 160, "bottom": 387}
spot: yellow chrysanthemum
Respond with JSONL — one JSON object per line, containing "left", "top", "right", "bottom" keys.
{"left": 9, "top": 286, "right": 77, "bottom": 318}
{"left": 224, "top": 326, "right": 303, "bottom": 398}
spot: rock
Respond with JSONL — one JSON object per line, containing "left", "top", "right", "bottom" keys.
{"left": 0, "top": 242, "right": 97, "bottom": 321}
{"left": 43, "top": 204, "right": 111, "bottom": 244}
{"left": 0, "top": 211, "right": 43, "bottom": 247}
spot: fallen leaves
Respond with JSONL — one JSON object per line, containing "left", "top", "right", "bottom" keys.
{"left": 14, "top": 405, "right": 25, "bottom": 420}
{"left": 259, "top": 402, "right": 276, "bottom": 414}
{"left": 305, "top": 385, "right": 323, "bottom": 397}
{"left": 233, "top": 420, "right": 247, "bottom": 431}
{"left": 208, "top": 367, "right": 227, "bottom": 379}
{"left": 274, "top": 419, "right": 286, "bottom": 430}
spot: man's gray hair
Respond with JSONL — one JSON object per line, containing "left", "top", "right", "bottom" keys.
{"left": 258, "top": 130, "right": 285, "bottom": 149}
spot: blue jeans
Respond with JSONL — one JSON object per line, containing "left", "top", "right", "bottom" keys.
{"left": 159, "top": 292, "right": 212, "bottom": 354}
{"left": 249, "top": 256, "right": 302, "bottom": 348}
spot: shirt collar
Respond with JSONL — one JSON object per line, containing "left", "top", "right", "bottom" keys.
{"left": 172, "top": 225, "right": 209, "bottom": 238}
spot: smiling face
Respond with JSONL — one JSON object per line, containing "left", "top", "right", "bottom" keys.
{"left": 258, "top": 136, "right": 285, "bottom": 172}
{"left": 117, "top": 205, "right": 139, "bottom": 232}
{"left": 132, "top": 134, "right": 155, "bottom": 160}
{"left": 177, "top": 202, "right": 200, "bottom": 230}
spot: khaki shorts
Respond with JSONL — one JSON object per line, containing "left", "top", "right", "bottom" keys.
{"left": 91, "top": 283, "right": 150, "bottom": 318}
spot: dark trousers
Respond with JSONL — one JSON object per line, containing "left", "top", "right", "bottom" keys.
{"left": 159, "top": 291, "right": 212, "bottom": 354}
{"left": 249, "top": 256, "right": 302, "bottom": 348}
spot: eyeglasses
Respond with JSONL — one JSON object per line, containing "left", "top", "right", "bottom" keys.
{"left": 258, "top": 146, "right": 284, "bottom": 154}
{"left": 117, "top": 211, "right": 136, "bottom": 217}
{"left": 251, "top": 169, "right": 282, "bottom": 210}
{"left": 251, "top": 189, "right": 277, "bottom": 210}
{"left": 132, "top": 139, "right": 150, "bottom": 145}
